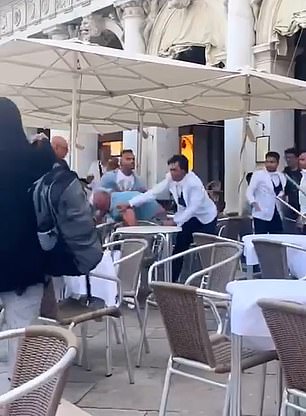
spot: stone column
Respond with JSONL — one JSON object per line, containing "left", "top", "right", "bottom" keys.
{"left": 114, "top": 1, "right": 147, "bottom": 177}
{"left": 224, "top": 0, "right": 255, "bottom": 213}
{"left": 115, "top": 0, "right": 146, "bottom": 52}
{"left": 254, "top": 43, "right": 295, "bottom": 171}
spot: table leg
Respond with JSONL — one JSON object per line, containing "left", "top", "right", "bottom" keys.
{"left": 230, "top": 333, "right": 242, "bottom": 416}
{"left": 164, "top": 234, "right": 173, "bottom": 283}
{"left": 246, "top": 265, "right": 253, "bottom": 280}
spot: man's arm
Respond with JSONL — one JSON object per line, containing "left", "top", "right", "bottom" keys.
{"left": 173, "top": 186, "right": 208, "bottom": 227}
{"left": 129, "top": 178, "right": 169, "bottom": 207}
{"left": 246, "top": 172, "right": 257, "bottom": 205}
{"left": 246, "top": 172, "right": 261, "bottom": 211}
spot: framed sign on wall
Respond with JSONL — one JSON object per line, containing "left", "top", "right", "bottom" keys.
{"left": 256, "top": 135, "right": 270, "bottom": 163}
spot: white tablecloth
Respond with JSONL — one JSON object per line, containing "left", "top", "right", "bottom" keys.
{"left": 242, "top": 234, "right": 306, "bottom": 278}
{"left": 116, "top": 225, "right": 182, "bottom": 235}
{"left": 63, "top": 250, "right": 120, "bottom": 307}
{"left": 227, "top": 279, "right": 306, "bottom": 350}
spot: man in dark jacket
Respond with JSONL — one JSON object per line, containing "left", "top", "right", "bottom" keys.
{"left": 0, "top": 98, "right": 54, "bottom": 373}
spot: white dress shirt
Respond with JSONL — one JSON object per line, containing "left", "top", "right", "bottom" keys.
{"left": 299, "top": 170, "right": 306, "bottom": 214}
{"left": 129, "top": 172, "right": 217, "bottom": 227}
{"left": 246, "top": 169, "right": 286, "bottom": 221}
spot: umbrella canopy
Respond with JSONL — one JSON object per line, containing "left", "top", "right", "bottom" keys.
{"left": 0, "top": 84, "right": 244, "bottom": 133}
{"left": 143, "top": 68, "right": 306, "bottom": 113}
{"left": 0, "top": 37, "right": 240, "bottom": 133}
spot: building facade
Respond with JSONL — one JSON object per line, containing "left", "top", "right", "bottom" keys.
{"left": 1, "top": 0, "right": 306, "bottom": 211}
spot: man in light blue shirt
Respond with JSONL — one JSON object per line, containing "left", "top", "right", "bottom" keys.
{"left": 118, "top": 155, "right": 217, "bottom": 282}
{"left": 100, "top": 149, "right": 145, "bottom": 192}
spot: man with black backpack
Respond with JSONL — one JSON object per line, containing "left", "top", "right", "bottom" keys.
{"left": 32, "top": 139, "right": 102, "bottom": 277}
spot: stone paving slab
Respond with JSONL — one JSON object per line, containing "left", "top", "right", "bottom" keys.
{"left": 62, "top": 308, "right": 280, "bottom": 416}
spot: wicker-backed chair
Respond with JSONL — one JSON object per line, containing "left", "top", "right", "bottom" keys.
{"left": 253, "top": 240, "right": 306, "bottom": 279}
{"left": 283, "top": 217, "right": 301, "bottom": 235}
{"left": 136, "top": 242, "right": 243, "bottom": 367}
{"left": 193, "top": 233, "right": 243, "bottom": 288}
{"left": 41, "top": 239, "right": 148, "bottom": 384}
{"left": 153, "top": 283, "right": 277, "bottom": 416}
{"left": 0, "top": 326, "right": 78, "bottom": 416}
{"left": 258, "top": 299, "right": 306, "bottom": 416}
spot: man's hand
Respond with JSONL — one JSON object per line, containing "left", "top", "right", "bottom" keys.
{"left": 117, "top": 203, "right": 131, "bottom": 213}
{"left": 162, "top": 219, "right": 176, "bottom": 226}
{"left": 251, "top": 202, "right": 261, "bottom": 212}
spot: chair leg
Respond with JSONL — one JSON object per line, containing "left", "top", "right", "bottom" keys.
{"left": 135, "top": 297, "right": 150, "bottom": 354}
{"left": 276, "top": 363, "right": 283, "bottom": 416}
{"left": 0, "top": 308, "right": 5, "bottom": 330}
{"left": 136, "top": 299, "right": 150, "bottom": 367}
{"left": 258, "top": 363, "right": 267, "bottom": 416}
{"left": 80, "top": 323, "right": 90, "bottom": 371}
{"left": 159, "top": 357, "right": 173, "bottom": 416}
{"left": 222, "top": 375, "right": 231, "bottom": 416}
{"left": 105, "top": 317, "right": 112, "bottom": 377}
{"left": 118, "top": 315, "right": 134, "bottom": 384}
{"left": 280, "top": 390, "right": 287, "bottom": 416}
{"left": 111, "top": 318, "right": 121, "bottom": 344}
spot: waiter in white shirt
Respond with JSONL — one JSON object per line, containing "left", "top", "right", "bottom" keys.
{"left": 118, "top": 154, "right": 218, "bottom": 282}
{"left": 298, "top": 150, "right": 306, "bottom": 234}
{"left": 246, "top": 151, "right": 286, "bottom": 234}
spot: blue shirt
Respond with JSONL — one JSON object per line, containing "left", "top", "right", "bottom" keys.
{"left": 110, "top": 191, "right": 162, "bottom": 222}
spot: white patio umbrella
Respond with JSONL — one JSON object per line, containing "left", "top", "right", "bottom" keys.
{"left": 0, "top": 37, "right": 237, "bottom": 168}
{"left": 135, "top": 67, "right": 306, "bottom": 210}
{"left": 144, "top": 68, "right": 306, "bottom": 112}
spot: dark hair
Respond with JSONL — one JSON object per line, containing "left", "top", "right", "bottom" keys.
{"left": 31, "top": 137, "right": 56, "bottom": 175}
{"left": 0, "top": 97, "right": 28, "bottom": 150}
{"left": 167, "top": 154, "right": 189, "bottom": 172}
{"left": 299, "top": 150, "right": 306, "bottom": 156}
{"left": 265, "top": 151, "right": 280, "bottom": 163}
{"left": 285, "top": 147, "right": 298, "bottom": 157}
{"left": 120, "top": 149, "right": 134, "bottom": 156}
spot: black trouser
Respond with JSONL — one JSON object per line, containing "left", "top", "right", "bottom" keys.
{"left": 172, "top": 216, "right": 217, "bottom": 283}
{"left": 253, "top": 209, "right": 283, "bottom": 234}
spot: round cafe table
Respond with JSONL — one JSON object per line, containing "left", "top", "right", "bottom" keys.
{"left": 115, "top": 225, "right": 182, "bottom": 282}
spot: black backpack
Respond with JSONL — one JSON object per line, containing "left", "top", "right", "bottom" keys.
{"left": 32, "top": 163, "right": 102, "bottom": 276}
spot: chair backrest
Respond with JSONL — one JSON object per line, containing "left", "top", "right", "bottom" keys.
{"left": 96, "top": 223, "right": 115, "bottom": 245}
{"left": 217, "top": 217, "right": 242, "bottom": 240}
{"left": 151, "top": 282, "right": 216, "bottom": 367}
{"left": 253, "top": 240, "right": 289, "bottom": 279}
{"left": 193, "top": 234, "right": 242, "bottom": 291}
{"left": 117, "top": 239, "right": 147, "bottom": 294}
{"left": 4, "top": 326, "right": 77, "bottom": 416}
{"left": 258, "top": 299, "right": 306, "bottom": 392}
{"left": 283, "top": 217, "right": 301, "bottom": 235}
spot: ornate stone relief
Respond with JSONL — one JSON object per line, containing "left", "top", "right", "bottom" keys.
{"left": 250, "top": 0, "right": 263, "bottom": 27}
{"left": 0, "top": 0, "right": 93, "bottom": 38}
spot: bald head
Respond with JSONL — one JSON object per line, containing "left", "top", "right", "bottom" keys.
{"left": 51, "top": 136, "right": 68, "bottom": 160}
{"left": 92, "top": 191, "right": 111, "bottom": 216}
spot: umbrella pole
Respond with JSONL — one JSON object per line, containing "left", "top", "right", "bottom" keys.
{"left": 70, "top": 75, "right": 78, "bottom": 171}
{"left": 137, "top": 107, "right": 144, "bottom": 177}
{"left": 238, "top": 116, "right": 248, "bottom": 214}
